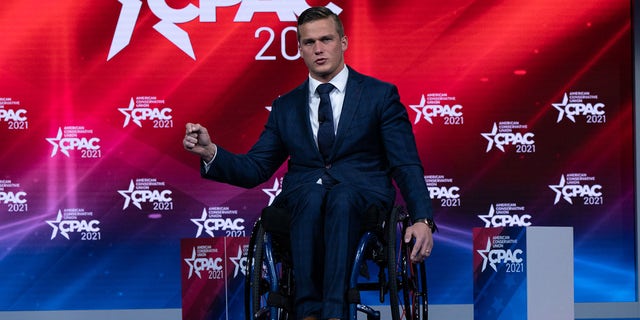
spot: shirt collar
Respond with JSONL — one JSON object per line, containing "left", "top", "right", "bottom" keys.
{"left": 308, "top": 66, "right": 349, "bottom": 95}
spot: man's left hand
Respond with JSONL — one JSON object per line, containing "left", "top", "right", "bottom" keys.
{"left": 404, "top": 221, "right": 434, "bottom": 263}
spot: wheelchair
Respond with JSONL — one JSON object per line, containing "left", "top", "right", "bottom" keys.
{"left": 245, "top": 205, "right": 430, "bottom": 320}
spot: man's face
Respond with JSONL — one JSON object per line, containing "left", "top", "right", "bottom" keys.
{"left": 298, "top": 17, "right": 348, "bottom": 82}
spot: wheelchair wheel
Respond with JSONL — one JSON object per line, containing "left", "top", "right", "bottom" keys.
{"left": 245, "top": 219, "right": 265, "bottom": 320}
{"left": 386, "top": 206, "right": 401, "bottom": 320}
{"left": 245, "top": 219, "right": 293, "bottom": 320}
{"left": 398, "top": 214, "right": 429, "bottom": 320}
{"left": 379, "top": 207, "right": 430, "bottom": 320}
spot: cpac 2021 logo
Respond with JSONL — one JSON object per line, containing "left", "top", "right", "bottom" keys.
{"left": 108, "top": 0, "right": 343, "bottom": 60}
{"left": 184, "top": 247, "right": 224, "bottom": 279}
{"left": 46, "top": 127, "right": 102, "bottom": 158}
{"left": 191, "top": 208, "right": 245, "bottom": 237}
{"left": 548, "top": 174, "right": 603, "bottom": 205}
{"left": 46, "top": 210, "right": 101, "bottom": 240}
{"left": 476, "top": 238, "right": 523, "bottom": 272}
{"left": 118, "top": 97, "right": 173, "bottom": 128}
{"left": 481, "top": 122, "right": 535, "bottom": 153}
{"left": 409, "top": 93, "right": 464, "bottom": 125}
{"left": 551, "top": 92, "right": 606, "bottom": 123}
{"left": 118, "top": 179, "right": 173, "bottom": 211}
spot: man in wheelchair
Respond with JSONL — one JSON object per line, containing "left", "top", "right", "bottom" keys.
{"left": 183, "top": 6, "right": 436, "bottom": 320}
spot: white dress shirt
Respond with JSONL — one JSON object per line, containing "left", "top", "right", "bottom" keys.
{"left": 307, "top": 66, "right": 349, "bottom": 146}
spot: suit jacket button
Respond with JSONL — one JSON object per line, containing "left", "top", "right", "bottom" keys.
{"left": 325, "top": 164, "right": 332, "bottom": 169}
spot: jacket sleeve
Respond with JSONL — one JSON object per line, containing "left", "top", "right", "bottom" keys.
{"left": 379, "top": 84, "right": 434, "bottom": 221}
{"left": 201, "top": 107, "right": 288, "bottom": 189}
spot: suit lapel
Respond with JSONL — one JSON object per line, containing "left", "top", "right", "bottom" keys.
{"left": 334, "top": 67, "right": 363, "bottom": 154}
{"left": 295, "top": 80, "right": 321, "bottom": 156}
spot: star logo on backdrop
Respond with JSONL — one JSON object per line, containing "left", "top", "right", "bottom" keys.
{"left": 191, "top": 208, "right": 212, "bottom": 237}
{"left": 118, "top": 180, "right": 142, "bottom": 210}
{"left": 229, "top": 246, "right": 247, "bottom": 278}
{"left": 46, "top": 128, "right": 68, "bottom": 157}
{"left": 118, "top": 98, "right": 143, "bottom": 127}
{"left": 184, "top": 247, "right": 200, "bottom": 279}
{"left": 46, "top": 210, "right": 69, "bottom": 240}
{"left": 476, "top": 238, "right": 495, "bottom": 272}
{"left": 551, "top": 93, "right": 575, "bottom": 123}
{"left": 409, "top": 94, "right": 433, "bottom": 124}
{"left": 477, "top": 205, "right": 496, "bottom": 228}
{"left": 262, "top": 178, "right": 282, "bottom": 205}
{"left": 549, "top": 175, "right": 570, "bottom": 204}
{"left": 481, "top": 123, "right": 502, "bottom": 152}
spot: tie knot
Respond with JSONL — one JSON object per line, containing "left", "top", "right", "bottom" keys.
{"left": 316, "top": 83, "right": 335, "bottom": 95}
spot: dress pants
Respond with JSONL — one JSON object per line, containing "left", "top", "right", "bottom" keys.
{"left": 285, "top": 181, "right": 392, "bottom": 319}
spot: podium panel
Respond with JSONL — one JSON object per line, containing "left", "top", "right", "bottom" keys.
{"left": 181, "top": 237, "right": 249, "bottom": 320}
{"left": 473, "top": 227, "right": 574, "bottom": 320}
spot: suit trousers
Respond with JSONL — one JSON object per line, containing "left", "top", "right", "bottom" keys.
{"left": 285, "top": 180, "right": 392, "bottom": 319}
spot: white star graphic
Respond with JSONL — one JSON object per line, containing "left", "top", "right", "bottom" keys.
{"left": 46, "top": 210, "right": 69, "bottom": 240}
{"left": 46, "top": 127, "right": 68, "bottom": 157}
{"left": 191, "top": 208, "right": 212, "bottom": 237}
{"left": 549, "top": 175, "right": 570, "bottom": 204}
{"left": 118, "top": 180, "right": 142, "bottom": 210}
{"left": 551, "top": 93, "right": 575, "bottom": 123}
{"left": 477, "top": 205, "right": 495, "bottom": 228}
{"left": 409, "top": 94, "right": 433, "bottom": 124}
{"left": 262, "top": 178, "right": 281, "bottom": 206}
{"left": 184, "top": 247, "right": 200, "bottom": 279}
{"left": 477, "top": 238, "right": 494, "bottom": 272}
{"left": 118, "top": 98, "right": 142, "bottom": 127}
{"left": 229, "top": 246, "right": 247, "bottom": 278}
{"left": 481, "top": 123, "right": 503, "bottom": 152}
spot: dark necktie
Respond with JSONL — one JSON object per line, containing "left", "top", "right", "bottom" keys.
{"left": 316, "top": 83, "right": 335, "bottom": 162}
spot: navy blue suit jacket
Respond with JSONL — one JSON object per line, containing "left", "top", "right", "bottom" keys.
{"left": 203, "top": 67, "right": 432, "bottom": 220}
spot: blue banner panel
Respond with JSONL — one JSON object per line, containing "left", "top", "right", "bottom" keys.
{"left": 473, "top": 227, "right": 527, "bottom": 320}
